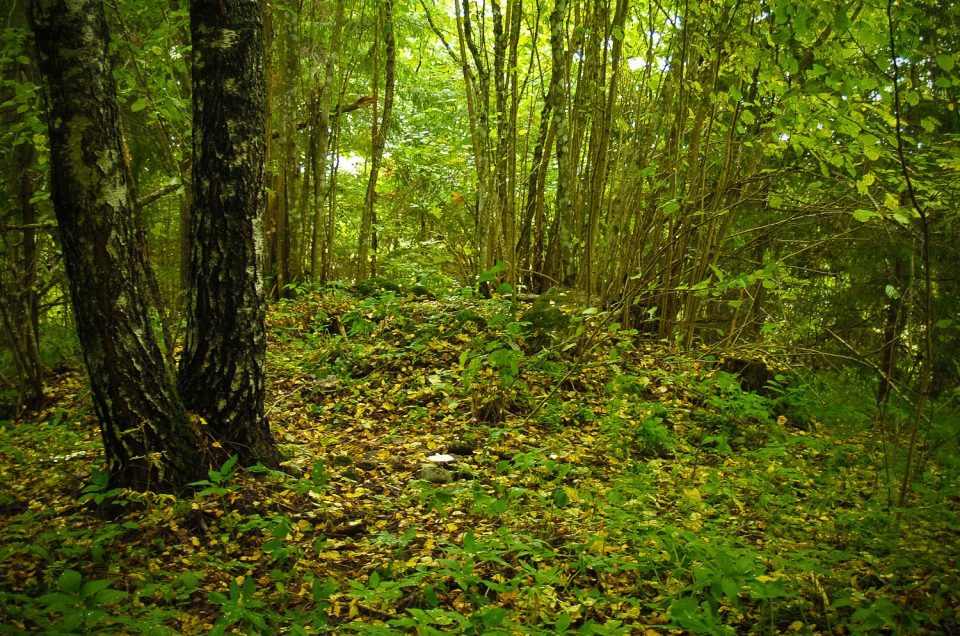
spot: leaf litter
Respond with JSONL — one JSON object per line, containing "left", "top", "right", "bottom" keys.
{"left": 0, "top": 289, "right": 957, "bottom": 634}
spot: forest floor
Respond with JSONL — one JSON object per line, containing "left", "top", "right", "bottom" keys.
{"left": 1, "top": 288, "right": 958, "bottom": 634}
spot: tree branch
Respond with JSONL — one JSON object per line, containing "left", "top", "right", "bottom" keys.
{"left": 270, "top": 95, "right": 375, "bottom": 139}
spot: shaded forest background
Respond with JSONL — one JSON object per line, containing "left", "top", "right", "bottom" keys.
{"left": 2, "top": 0, "right": 959, "bottom": 447}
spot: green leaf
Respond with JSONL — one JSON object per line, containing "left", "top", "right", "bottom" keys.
{"left": 935, "top": 319, "right": 954, "bottom": 329}
{"left": 93, "top": 589, "right": 128, "bottom": 604}
{"left": 833, "top": 11, "right": 851, "bottom": 31}
{"left": 463, "top": 531, "right": 476, "bottom": 553}
{"left": 312, "top": 579, "right": 338, "bottom": 602}
{"left": 219, "top": 454, "right": 239, "bottom": 476}
{"left": 721, "top": 578, "right": 740, "bottom": 599}
{"left": 80, "top": 578, "right": 115, "bottom": 599}
{"left": 551, "top": 488, "right": 570, "bottom": 507}
{"left": 478, "top": 261, "right": 506, "bottom": 283}
{"left": 131, "top": 98, "right": 148, "bottom": 112}
{"left": 38, "top": 591, "right": 74, "bottom": 607}
{"left": 480, "top": 606, "right": 509, "bottom": 627}
{"left": 58, "top": 569, "right": 83, "bottom": 595}
{"left": 936, "top": 54, "right": 955, "bottom": 72}
{"left": 749, "top": 577, "right": 788, "bottom": 599}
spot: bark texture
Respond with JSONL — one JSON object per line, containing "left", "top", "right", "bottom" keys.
{"left": 29, "top": 0, "right": 203, "bottom": 491}
{"left": 357, "top": 0, "right": 395, "bottom": 280}
{"left": 180, "top": 0, "right": 281, "bottom": 467}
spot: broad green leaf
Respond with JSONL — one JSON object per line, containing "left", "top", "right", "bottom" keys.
{"left": 937, "top": 54, "right": 955, "bottom": 72}
{"left": 80, "top": 578, "right": 115, "bottom": 599}
{"left": 552, "top": 487, "right": 570, "bottom": 507}
{"left": 58, "top": 569, "right": 83, "bottom": 594}
{"left": 481, "top": 606, "right": 509, "bottom": 627}
{"left": 833, "top": 11, "right": 851, "bottom": 30}
{"left": 662, "top": 200, "right": 681, "bottom": 215}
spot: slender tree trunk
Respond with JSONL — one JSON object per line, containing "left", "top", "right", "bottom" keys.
{"left": 878, "top": 256, "right": 905, "bottom": 406}
{"left": 518, "top": 101, "right": 553, "bottom": 285}
{"left": 357, "top": 0, "right": 395, "bottom": 280}
{"left": 457, "top": 0, "right": 493, "bottom": 275}
{"left": 30, "top": 0, "right": 204, "bottom": 491}
{"left": 310, "top": 0, "right": 343, "bottom": 281}
{"left": 582, "top": 0, "right": 627, "bottom": 301}
{"left": 543, "top": 0, "right": 570, "bottom": 291}
{"left": 179, "top": 0, "right": 281, "bottom": 468}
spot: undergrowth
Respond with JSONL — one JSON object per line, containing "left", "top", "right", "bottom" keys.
{"left": 0, "top": 286, "right": 957, "bottom": 634}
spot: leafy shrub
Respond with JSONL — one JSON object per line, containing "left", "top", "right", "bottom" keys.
{"left": 601, "top": 400, "right": 673, "bottom": 459}
{"left": 34, "top": 569, "right": 129, "bottom": 634}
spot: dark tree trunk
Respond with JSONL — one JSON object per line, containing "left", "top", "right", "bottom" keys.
{"left": 518, "top": 102, "right": 553, "bottom": 289}
{"left": 0, "top": 0, "right": 42, "bottom": 409}
{"left": 29, "top": 0, "right": 204, "bottom": 492}
{"left": 179, "top": 0, "right": 282, "bottom": 468}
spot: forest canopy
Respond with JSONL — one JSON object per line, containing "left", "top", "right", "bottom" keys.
{"left": 2, "top": 0, "right": 958, "bottom": 405}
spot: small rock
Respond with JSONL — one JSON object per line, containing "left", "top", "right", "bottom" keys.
{"left": 386, "top": 455, "right": 405, "bottom": 469}
{"left": 417, "top": 466, "right": 453, "bottom": 484}
{"left": 448, "top": 442, "right": 476, "bottom": 456}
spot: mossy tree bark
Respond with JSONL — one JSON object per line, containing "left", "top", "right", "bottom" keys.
{"left": 179, "top": 0, "right": 282, "bottom": 468}
{"left": 29, "top": 0, "right": 204, "bottom": 492}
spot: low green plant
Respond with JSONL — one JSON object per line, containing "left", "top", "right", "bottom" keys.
{"left": 601, "top": 399, "right": 674, "bottom": 459}
{"left": 78, "top": 467, "right": 125, "bottom": 506}
{"left": 190, "top": 454, "right": 241, "bottom": 501}
{"left": 209, "top": 576, "right": 272, "bottom": 636}
{"left": 34, "top": 568, "right": 129, "bottom": 634}
{"left": 262, "top": 514, "right": 300, "bottom": 568}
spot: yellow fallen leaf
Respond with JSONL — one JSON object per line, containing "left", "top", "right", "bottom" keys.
{"left": 789, "top": 620, "right": 805, "bottom": 632}
{"left": 683, "top": 488, "right": 702, "bottom": 503}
